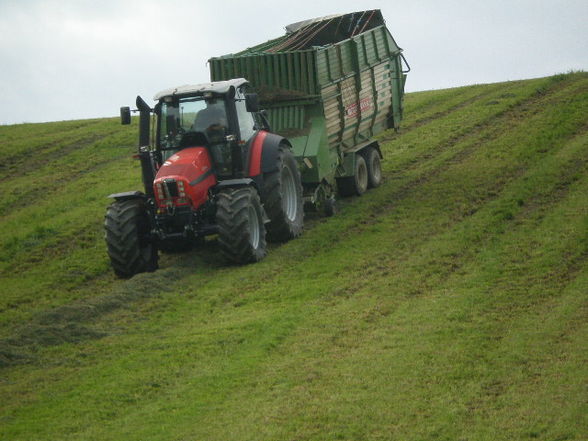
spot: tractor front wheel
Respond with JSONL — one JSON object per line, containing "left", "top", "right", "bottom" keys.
{"left": 104, "top": 199, "right": 158, "bottom": 278}
{"left": 216, "top": 186, "right": 267, "bottom": 264}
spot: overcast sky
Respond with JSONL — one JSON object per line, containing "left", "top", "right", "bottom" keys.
{"left": 0, "top": 0, "right": 586, "bottom": 125}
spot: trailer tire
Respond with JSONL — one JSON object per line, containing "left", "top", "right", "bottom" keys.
{"left": 104, "top": 199, "right": 158, "bottom": 278}
{"left": 362, "top": 147, "right": 382, "bottom": 188}
{"left": 337, "top": 153, "right": 369, "bottom": 197}
{"left": 262, "top": 146, "right": 304, "bottom": 242}
{"left": 216, "top": 186, "right": 267, "bottom": 264}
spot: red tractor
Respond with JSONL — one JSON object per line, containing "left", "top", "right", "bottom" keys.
{"left": 105, "top": 79, "right": 304, "bottom": 277}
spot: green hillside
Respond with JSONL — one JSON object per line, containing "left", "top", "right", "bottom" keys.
{"left": 1, "top": 73, "right": 587, "bottom": 440}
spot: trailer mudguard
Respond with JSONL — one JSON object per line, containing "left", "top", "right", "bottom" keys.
{"left": 336, "top": 140, "right": 382, "bottom": 178}
{"left": 247, "top": 131, "right": 291, "bottom": 177}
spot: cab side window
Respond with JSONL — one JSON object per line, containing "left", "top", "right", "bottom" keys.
{"left": 235, "top": 87, "right": 256, "bottom": 142}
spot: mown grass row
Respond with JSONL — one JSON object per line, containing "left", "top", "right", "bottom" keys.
{"left": 1, "top": 78, "right": 549, "bottom": 335}
{"left": 0, "top": 73, "right": 586, "bottom": 440}
{"left": 0, "top": 119, "right": 140, "bottom": 333}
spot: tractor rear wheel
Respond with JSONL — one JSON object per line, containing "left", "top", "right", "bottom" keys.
{"left": 262, "top": 146, "right": 304, "bottom": 242}
{"left": 104, "top": 199, "right": 158, "bottom": 278}
{"left": 216, "top": 186, "right": 267, "bottom": 264}
{"left": 336, "top": 153, "right": 369, "bottom": 197}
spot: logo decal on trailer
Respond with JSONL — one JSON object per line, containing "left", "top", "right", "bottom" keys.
{"left": 345, "top": 98, "right": 372, "bottom": 118}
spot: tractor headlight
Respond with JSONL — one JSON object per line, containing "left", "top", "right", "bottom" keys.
{"left": 177, "top": 180, "right": 186, "bottom": 198}
{"left": 155, "top": 182, "right": 165, "bottom": 200}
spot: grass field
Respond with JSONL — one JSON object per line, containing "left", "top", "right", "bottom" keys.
{"left": 0, "top": 73, "right": 587, "bottom": 440}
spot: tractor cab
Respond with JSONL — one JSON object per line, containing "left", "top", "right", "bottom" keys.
{"left": 152, "top": 78, "right": 264, "bottom": 179}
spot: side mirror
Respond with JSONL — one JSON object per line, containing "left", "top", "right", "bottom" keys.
{"left": 245, "top": 93, "right": 260, "bottom": 113}
{"left": 120, "top": 106, "right": 131, "bottom": 125}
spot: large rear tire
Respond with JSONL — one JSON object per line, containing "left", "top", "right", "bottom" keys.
{"left": 104, "top": 199, "right": 158, "bottom": 278}
{"left": 336, "top": 153, "right": 369, "bottom": 197}
{"left": 216, "top": 186, "right": 267, "bottom": 264}
{"left": 262, "top": 146, "right": 304, "bottom": 242}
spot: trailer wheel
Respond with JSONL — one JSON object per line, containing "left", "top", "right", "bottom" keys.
{"left": 362, "top": 147, "right": 382, "bottom": 188}
{"left": 262, "top": 146, "right": 304, "bottom": 242}
{"left": 104, "top": 199, "right": 158, "bottom": 278}
{"left": 337, "top": 153, "right": 369, "bottom": 197}
{"left": 216, "top": 186, "right": 267, "bottom": 264}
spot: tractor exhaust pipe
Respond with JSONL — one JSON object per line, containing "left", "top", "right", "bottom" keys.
{"left": 136, "top": 96, "right": 156, "bottom": 198}
{"left": 136, "top": 96, "right": 151, "bottom": 149}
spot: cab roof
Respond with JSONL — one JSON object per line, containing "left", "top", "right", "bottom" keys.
{"left": 153, "top": 78, "right": 248, "bottom": 101}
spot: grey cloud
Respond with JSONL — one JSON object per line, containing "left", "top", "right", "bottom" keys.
{"left": 0, "top": 0, "right": 586, "bottom": 124}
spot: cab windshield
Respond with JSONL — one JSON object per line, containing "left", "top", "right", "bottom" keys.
{"left": 159, "top": 96, "right": 228, "bottom": 151}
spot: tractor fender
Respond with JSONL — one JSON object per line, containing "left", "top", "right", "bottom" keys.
{"left": 262, "top": 132, "right": 291, "bottom": 174}
{"left": 107, "top": 191, "right": 146, "bottom": 201}
{"left": 215, "top": 178, "right": 256, "bottom": 190}
{"left": 247, "top": 131, "right": 292, "bottom": 177}
{"left": 215, "top": 177, "right": 264, "bottom": 197}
